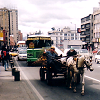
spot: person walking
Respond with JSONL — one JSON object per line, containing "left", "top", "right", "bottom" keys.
{"left": 3, "top": 47, "right": 9, "bottom": 71}
{"left": 6, "top": 48, "right": 10, "bottom": 69}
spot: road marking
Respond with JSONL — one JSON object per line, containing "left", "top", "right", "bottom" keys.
{"left": 15, "top": 61, "right": 44, "bottom": 100}
{"left": 85, "top": 75, "right": 100, "bottom": 83}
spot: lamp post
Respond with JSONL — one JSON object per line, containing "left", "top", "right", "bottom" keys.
{"left": 71, "top": 22, "right": 76, "bottom": 40}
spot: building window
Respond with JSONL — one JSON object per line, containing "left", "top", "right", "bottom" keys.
{"left": 81, "top": 18, "right": 85, "bottom": 23}
{"left": 71, "top": 37, "right": 74, "bottom": 40}
{"left": 68, "top": 34, "right": 70, "bottom": 36}
{"left": 81, "top": 25, "right": 84, "bottom": 29}
{"left": 86, "top": 16, "right": 90, "bottom": 21}
{"left": 71, "top": 34, "right": 74, "bottom": 36}
{"left": 85, "top": 24, "right": 90, "bottom": 28}
{"left": 64, "top": 34, "right": 67, "bottom": 36}
{"left": 56, "top": 33, "right": 58, "bottom": 35}
{"left": 82, "top": 32, "right": 84, "bottom": 35}
{"left": 94, "top": 14, "right": 100, "bottom": 20}
{"left": 94, "top": 33, "right": 95, "bottom": 38}
{"left": 64, "top": 37, "right": 67, "bottom": 40}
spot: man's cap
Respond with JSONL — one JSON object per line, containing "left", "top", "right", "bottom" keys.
{"left": 51, "top": 46, "right": 55, "bottom": 49}
{"left": 70, "top": 48, "right": 74, "bottom": 50}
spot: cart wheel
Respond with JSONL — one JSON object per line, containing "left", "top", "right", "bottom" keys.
{"left": 40, "top": 68, "right": 45, "bottom": 81}
{"left": 76, "top": 74, "right": 80, "bottom": 84}
{"left": 46, "top": 71, "right": 52, "bottom": 85}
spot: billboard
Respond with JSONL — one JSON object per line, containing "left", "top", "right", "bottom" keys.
{"left": 77, "top": 28, "right": 81, "bottom": 33}
{"left": 0, "top": 30, "right": 3, "bottom": 41}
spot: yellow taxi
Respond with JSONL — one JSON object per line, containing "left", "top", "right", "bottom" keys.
{"left": 9, "top": 50, "right": 18, "bottom": 57}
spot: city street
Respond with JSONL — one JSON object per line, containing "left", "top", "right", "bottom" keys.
{"left": 14, "top": 57, "right": 100, "bottom": 100}
{"left": 1, "top": 1, "right": 100, "bottom": 100}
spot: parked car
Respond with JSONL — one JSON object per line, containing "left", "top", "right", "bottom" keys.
{"left": 94, "top": 50, "right": 100, "bottom": 64}
{"left": 9, "top": 50, "right": 18, "bottom": 57}
{"left": 92, "top": 49, "right": 98, "bottom": 54}
{"left": 76, "top": 49, "right": 92, "bottom": 59}
{"left": 18, "top": 47, "right": 27, "bottom": 51}
{"left": 18, "top": 50, "right": 27, "bottom": 61}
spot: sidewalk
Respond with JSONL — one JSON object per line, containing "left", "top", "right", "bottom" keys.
{"left": 0, "top": 62, "right": 39, "bottom": 100}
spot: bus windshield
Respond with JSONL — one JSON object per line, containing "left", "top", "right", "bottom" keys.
{"left": 26, "top": 36, "right": 52, "bottom": 48}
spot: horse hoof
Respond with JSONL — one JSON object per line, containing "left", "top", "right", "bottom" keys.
{"left": 73, "top": 89, "right": 76, "bottom": 93}
{"left": 81, "top": 92, "right": 84, "bottom": 96}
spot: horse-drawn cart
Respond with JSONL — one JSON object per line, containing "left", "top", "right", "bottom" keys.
{"left": 39, "top": 56, "right": 67, "bottom": 85}
{"left": 39, "top": 53, "right": 93, "bottom": 95}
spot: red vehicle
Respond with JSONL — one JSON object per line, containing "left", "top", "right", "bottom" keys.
{"left": 93, "top": 49, "right": 98, "bottom": 54}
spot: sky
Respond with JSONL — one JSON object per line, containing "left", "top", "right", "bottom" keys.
{"left": 0, "top": 0, "right": 100, "bottom": 37}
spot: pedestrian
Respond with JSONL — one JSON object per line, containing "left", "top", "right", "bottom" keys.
{"left": 2, "top": 47, "right": 9, "bottom": 71}
{"left": 66, "top": 48, "right": 77, "bottom": 58}
{"left": 1, "top": 46, "right": 5, "bottom": 66}
{"left": 6, "top": 48, "right": 10, "bottom": 69}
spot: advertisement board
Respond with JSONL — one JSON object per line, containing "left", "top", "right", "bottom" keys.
{"left": 0, "top": 30, "right": 3, "bottom": 41}
{"left": 77, "top": 28, "right": 81, "bottom": 33}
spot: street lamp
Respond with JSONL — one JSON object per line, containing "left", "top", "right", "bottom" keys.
{"left": 70, "top": 22, "right": 76, "bottom": 40}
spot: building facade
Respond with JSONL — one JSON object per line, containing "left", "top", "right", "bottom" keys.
{"left": 48, "top": 29, "right": 64, "bottom": 49}
{"left": 9, "top": 9, "right": 18, "bottom": 45}
{"left": 0, "top": 7, "right": 18, "bottom": 48}
{"left": 81, "top": 14, "right": 93, "bottom": 50}
{"left": 0, "top": 7, "right": 10, "bottom": 47}
{"left": 18, "top": 30, "right": 23, "bottom": 41}
{"left": 92, "top": 3, "right": 100, "bottom": 48}
{"left": 48, "top": 27, "right": 80, "bottom": 50}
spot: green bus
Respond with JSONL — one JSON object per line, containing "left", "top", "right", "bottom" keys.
{"left": 26, "top": 35, "right": 53, "bottom": 66}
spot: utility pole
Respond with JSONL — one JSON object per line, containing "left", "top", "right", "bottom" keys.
{"left": 71, "top": 22, "right": 76, "bottom": 40}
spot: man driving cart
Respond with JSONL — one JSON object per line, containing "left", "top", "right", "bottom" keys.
{"left": 44, "top": 46, "right": 62, "bottom": 76}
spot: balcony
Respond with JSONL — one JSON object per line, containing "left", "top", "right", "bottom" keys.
{"left": 81, "top": 29, "right": 86, "bottom": 31}
{"left": 80, "top": 35, "right": 86, "bottom": 38}
{"left": 85, "top": 32, "right": 90, "bottom": 35}
{"left": 81, "top": 20, "right": 91, "bottom": 25}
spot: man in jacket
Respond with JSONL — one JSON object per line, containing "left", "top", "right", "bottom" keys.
{"left": 46, "top": 46, "right": 58, "bottom": 65}
{"left": 2, "top": 47, "right": 10, "bottom": 71}
{"left": 67, "top": 48, "right": 77, "bottom": 57}
{"left": 45, "top": 46, "right": 59, "bottom": 76}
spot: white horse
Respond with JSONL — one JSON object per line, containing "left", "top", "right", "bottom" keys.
{"left": 61, "top": 55, "right": 93, "bottom": 95}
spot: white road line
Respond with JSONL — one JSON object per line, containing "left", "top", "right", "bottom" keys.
{"left": 85, "top": 75, "right": 100, "bottom": 83}
{"left": 15, "top": 58, "right": 100, "bottom": 99}
{"left": 16, "top": 61, "right": 44, "bottom": 100}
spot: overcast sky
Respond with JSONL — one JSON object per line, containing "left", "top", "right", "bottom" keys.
{"left": 0, "top": 0, "right": 100, "bottom": 37}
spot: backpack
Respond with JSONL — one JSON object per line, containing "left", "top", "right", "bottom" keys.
{"left": 3, "top": 51, "right": 6, "bottom": 56}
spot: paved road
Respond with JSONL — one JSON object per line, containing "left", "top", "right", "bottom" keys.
{"left": 15, "top": 58, "right": 100, "bottom": 100}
